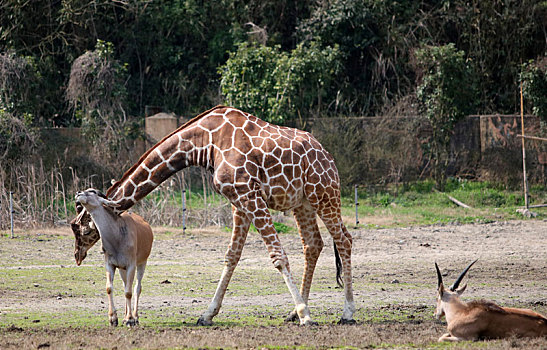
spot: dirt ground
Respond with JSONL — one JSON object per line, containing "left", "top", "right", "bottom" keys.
{"left": 1, "top": 219, "right": 547, "bottom": 349}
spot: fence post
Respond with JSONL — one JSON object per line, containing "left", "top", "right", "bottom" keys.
{"left": 182, "top": 189, "right": 187, "bottom": 234}
{"left": 520, "top": 82, "right": 529, "bottom": 209}
{"left": 201, "top": 169, "right": 207, "bottom": 224}
{"left": 9, "top": 191, "right": 14, "bottom": 239}
{"left": 354, "top": 185, "right": 359, "bottom": 227}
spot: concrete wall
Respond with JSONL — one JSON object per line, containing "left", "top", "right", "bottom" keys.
{"left": 40, "top": 113, "right": 543, "bottom": 183}
{"left": 144, "top": 112, "right": 178, "bottom": 143}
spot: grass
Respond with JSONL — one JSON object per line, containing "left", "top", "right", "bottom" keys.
{"left": 1, "top": 310, "right": 105, "bottom": 329}
{"left": 0, "top": 265, "right": 102, "bottom": 297}
{"left": 2, "top": 180, "right": 547, "bottom": 349}
{"left": 342, "top": 179, "right": 546, "bottom": 228}
{"left": 139, "top": 179, "right": 546, "bottom": 231}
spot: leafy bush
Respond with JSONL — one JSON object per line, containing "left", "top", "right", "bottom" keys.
{"left": 219, "top": 41, "right": 341, "bottom": 123}
{"left": 521, "top": 58, "right": 547, "bottom": 124}
{"left": 66, "top": 40, "right": 129, "bottom": 138}
{"left": 415, "top": 44, "right": 477, "bottom": 190}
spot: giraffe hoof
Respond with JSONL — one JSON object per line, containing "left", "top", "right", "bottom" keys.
{"left": 284, "top": 311, "right": 298, "bottom": 323}
{"left": 338, "top": 318, "right": 357, "bottom": 325}
{"left": 196, "top": 317, "right": 213, "bottom": 326}
{"left": 300, "top": 320, "right": 319, "bottom": 326}
{"left": 109, "top": 318, "right": 118, "bottom": 327}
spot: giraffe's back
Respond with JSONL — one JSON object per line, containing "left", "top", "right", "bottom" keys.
{"left": 202, "top": 107, "right": 341, "bottom": 211}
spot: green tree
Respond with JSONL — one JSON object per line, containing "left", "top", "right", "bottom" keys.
{"left": 415, "top": 44, "right": 477, "bottom": 190}
{"left": 0, "top": 110, "right": 37, "bottom": 176}
{"left": 521, "top": 58, "right": 547, "bottom": 123}
{"left": 433, "top": 0, "right": 546, "bottom": 113}
{"left": 0, "top": 51, "right": 38, "bottom": 116}
{"left": 219, "top": 42, "right": 341, "bottom": 124}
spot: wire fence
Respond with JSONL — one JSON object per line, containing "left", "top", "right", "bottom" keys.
{"left": 0, "top": 163, "right": 232, "bottom": 231}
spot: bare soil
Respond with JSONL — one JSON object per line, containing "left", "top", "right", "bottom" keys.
{"left": 1, "top": 220, "right": 547, "bottom": 349}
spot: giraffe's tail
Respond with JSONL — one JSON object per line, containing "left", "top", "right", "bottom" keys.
{"left": 334, "top": 243, "right": 343, "bottom": 288}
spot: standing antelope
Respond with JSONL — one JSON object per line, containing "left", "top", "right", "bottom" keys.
{"left": 75, "top": 189, "right": 154, "bottom": 327}
{"left": 435, "top": 260, "right": 547, "bottom": 342}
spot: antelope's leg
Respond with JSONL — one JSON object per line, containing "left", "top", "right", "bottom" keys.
{"left": 119, "top": 266, "right": 137, "bottom": 326}
{"left": 438, "top": 333, "right": 463, "bottom": 342}
{"left": 286, "top": 201, "right": 323, "bottom": 323}
{"left": 133, "top": 263, "right": 147, "bottom": 324}
{"left": 197, "top": 206, "right": 250, "bottom": 326}
{"left": 105, "top": 264, "right": 118, "bottom": 326}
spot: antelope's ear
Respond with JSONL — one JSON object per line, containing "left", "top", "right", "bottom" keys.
{"left": 456, "top": 283, "right": 467, "bottom": 295}
{"left": 98, "top": 196, "right": 121, "bottom": 209}
{"left": 438, "top": 282, "right": 445, "bottom": 297}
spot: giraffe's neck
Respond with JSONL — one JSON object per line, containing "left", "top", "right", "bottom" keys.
{"left": 107, "top": 124, "right": 214, "bottom": 211}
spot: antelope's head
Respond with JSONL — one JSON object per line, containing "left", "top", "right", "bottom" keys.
{"left": 435, "top": 260, "right": 477, "bottom": 319}
{"left": 75, "top": 188, "right": 120, "bottom": 212}
{"left": 72, "top": 189, "right": 120, "bottom": 265}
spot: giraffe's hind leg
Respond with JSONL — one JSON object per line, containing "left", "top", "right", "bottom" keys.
{"left": 285, "top": 201, "right": 323, "bottom": 323}
{"left": 308, "top": 191, "right": 355, "bottom": 324}
{"left": 321, "top": 215, "right": 355, "bottom": 323}
{"left": 197, "top": 206, "right": 250, "bottom": 326}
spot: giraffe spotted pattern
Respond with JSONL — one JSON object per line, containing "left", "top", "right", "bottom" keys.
{"left": 71, "top": 202, "right": 100, "bottom": 265}
{"left": 103, "top": 105, "right": 355, "bottom": 325}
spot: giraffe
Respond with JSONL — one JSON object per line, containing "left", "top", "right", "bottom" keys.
{"left": 104, "top": 105, "right": 355, "bottom": 325}
{"left": 71, "top": 201, "right": 100, "bottom": 265}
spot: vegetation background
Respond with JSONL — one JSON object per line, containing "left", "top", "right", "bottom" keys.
{"left": 0, "top": 0, "right": 546, "bottom": 226}
{"left": 1, "top": 3, "right": 547, "bottom": 348}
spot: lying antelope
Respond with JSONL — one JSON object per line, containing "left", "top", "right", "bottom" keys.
{"left": 435, "top": 260, "right": 547, "bottom": 342}
{"left": 75, "top": 189, "right": 154, "bottom": 327}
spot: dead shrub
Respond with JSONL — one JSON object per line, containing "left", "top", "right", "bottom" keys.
{"left": 311, "top": 115, "right": 428, "bottom": 187}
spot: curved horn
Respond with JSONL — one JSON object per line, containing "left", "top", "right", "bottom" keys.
{"left": 449, "top": 259, "right": 478, "bottom": 291}
{"left": 435, "top": 262, "right": 443, "bottom": 288}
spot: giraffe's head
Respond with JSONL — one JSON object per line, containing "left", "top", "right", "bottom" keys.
{"left": 71, "top": 200, "right": 100, "bottom": 265}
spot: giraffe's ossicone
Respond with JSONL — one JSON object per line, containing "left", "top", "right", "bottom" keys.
{"left": 72, "top": 106, "right": 355, "bottom": 325}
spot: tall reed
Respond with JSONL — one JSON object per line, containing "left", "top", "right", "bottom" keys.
{"left": 0, "top": 164, "right": 232, "bottom": 230}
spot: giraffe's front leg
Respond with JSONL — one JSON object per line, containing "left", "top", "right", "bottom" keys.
{"left": 197, "top": 206, "right": 250, "bottom": 326}
{"left": 105, "top": 264, "right": 118, "bottom": 327}
{"left": 286, "top": 202, "right": 323, "bottom": 323}
{"left": 246, "top": 198, "right": 316, "bottom": 326}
